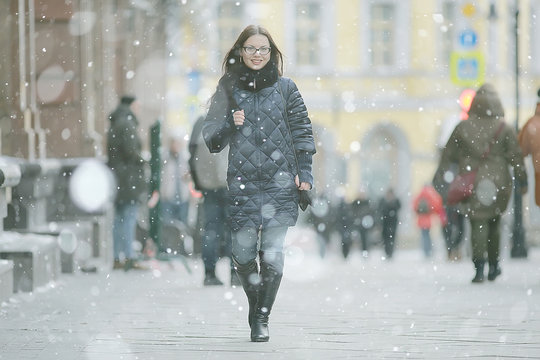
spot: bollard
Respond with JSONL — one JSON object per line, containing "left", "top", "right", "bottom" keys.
{"left": 149, "top": 119, "right": 162, "bottom": 253}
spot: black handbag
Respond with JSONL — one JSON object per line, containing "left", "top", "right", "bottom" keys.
{"left": 278, "top": 80, "right": 313, "bottom": 211}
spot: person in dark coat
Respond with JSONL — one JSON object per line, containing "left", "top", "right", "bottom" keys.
{"left": 350, "top": 192, "right": 375, "bottom": 257}
{"left": 307, "top": 191, "right": 334, "bottom": 258}
{"left": 436, "top": 84, "right": 527, "bottom": 283}
{"left": 336, "top": 196, "right": 354, "bottom": 258}
{"left": 203, "top": 25, "right": 316, "bottom": 342}
{"left": 189, "top": 115, "right": 237, "bottom": 287}
{"left": 339, "top": 192, "right": 374, "bottom": 259}
{"left": 378, "top": 188, "right": 401, "bottom": 259}
{"left": 107, "top": 95, "right": 148, "bottom": 271}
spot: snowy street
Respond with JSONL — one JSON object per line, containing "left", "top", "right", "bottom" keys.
{"left": 2, "top": 234, "right": 540, "bottom": 359}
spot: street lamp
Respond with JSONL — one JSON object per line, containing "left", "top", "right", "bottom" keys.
{"left": 510, "top": 2, "right": 527, "bottom": 258}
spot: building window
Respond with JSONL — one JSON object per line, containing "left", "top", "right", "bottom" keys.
{"left": 217, "top": 1, "right": 244, "bottom": 62}
{"left": 362, "top": 0, "right": 409, "bottom": 72}
{"left": 370, "top": 3, "right": 395, "bottom": 67}
{"left": 295, "top": 2, "right": 321, "bottom": 67}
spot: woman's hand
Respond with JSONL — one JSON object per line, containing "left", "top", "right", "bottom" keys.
{"left": 295, "top": 175, "right": 311, "bottom": 191}
{"left": 147, "top": 190, "right": 160, "bottom": 209}
{"left": 233, "top": 109, "right": 245, "bottom": 126}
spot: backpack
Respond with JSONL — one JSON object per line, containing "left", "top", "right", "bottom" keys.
{"left": 188, "top": 116, "right": 228, "bottom": 191}
{"left": 416, "top": 198, "right": 430, "bottom": 214}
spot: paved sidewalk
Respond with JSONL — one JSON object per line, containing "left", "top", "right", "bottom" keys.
{"left": 2, "top": 232, "right": 540, "bottom": 359}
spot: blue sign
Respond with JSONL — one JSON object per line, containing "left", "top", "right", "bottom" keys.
{"left": 457, "top": 57, "right": 479, "bottom": 80}
{"left": 450, "top": 51, "right": 485, "bottom": 86}
{"left": 459, "top": 29, "right": 478, "bottom": 49}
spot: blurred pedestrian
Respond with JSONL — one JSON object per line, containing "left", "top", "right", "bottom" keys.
{"left": 107, "top": 95, "right": 149, "bottom": 271}
{"left": 350, "top": 191, "right": 375, "bottom": 257}
{"left": 160, "top": 131, "right": 191, "bottom": 225}
{"left": 412, "top": 184, "right": 447, "bottom": 258}
{"left": 203, "top": 25, "right": 316, "bottom": 342}
{"left": 336, "top": 195, "right": 354, "bottom": 259}
{"left": 339, "top": 191, "right": 374, "bottom": 259}
{"left": 307, "top": 191, "right": 334, "bottom": 258}
{"left": 189, "top": 115, "right": 237, "bottom": 286}
{"left": 518, "top": 88, "right": 540, "bottom": 208}
{"left": 433, "top": 163, "right": 465, "bottom": 261}
{"left": 436, "top": 84, "right": 527, "bottom": 283}
{"left": 378, "top": 188, "right": 401, "bottom": 259}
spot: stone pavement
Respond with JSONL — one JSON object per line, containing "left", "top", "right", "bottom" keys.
{"left": 1, "top": 230, "right": 540, "bottom": 360}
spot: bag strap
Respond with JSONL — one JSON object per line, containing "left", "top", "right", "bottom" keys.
{"left": 479, "top": 122, "right": 505, "bottom": 161}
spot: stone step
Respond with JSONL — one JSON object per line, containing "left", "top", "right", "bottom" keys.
{"left": 0, "top": 232, "right": 60, "bottom": 293}
{"left": 0, "top": 259, "right": 13, "bottom": 302}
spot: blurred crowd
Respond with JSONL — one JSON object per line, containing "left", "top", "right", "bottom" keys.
{"left": 106, "top": 84, "right": 540, "bottom": 286}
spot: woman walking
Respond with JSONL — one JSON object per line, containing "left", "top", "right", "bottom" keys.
{"left": 436, "top": 84, "right": 527, "bottom": 283}
{"left": 202, "top": 25, "right": 316, "bottom": 342}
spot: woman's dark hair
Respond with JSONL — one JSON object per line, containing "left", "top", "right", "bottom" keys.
{"left": 208, "top": 25, "right": 284, "bottom": 110}
{"left": 222, "top": 25, "right": 283, "bottom": 76}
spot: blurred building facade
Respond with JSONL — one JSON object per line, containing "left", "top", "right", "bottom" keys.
{"left": 167, "top": 0, "right": 540, "bottom": 241}
{"left": 1, "top": 0, "right": 539, "bottom": 244}
{"left": 0, "top": 0, "right": 169, "bottom": 160}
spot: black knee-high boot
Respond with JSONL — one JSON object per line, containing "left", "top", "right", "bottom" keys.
{"left": 232, "top": 257, "right": 260, "bottom": 328}
{"left": 251, "top": 252, "right": 283, "bottom": 342}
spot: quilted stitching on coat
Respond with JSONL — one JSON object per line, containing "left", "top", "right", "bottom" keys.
{"left": 204, "top": 78, "right": 315, "bottom": 231}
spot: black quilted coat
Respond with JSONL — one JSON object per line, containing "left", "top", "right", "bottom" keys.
{"left": 203, "top": 77, "right": 316, "bottom": 231}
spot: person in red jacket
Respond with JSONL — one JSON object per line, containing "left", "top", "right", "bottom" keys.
{"left": 413, "top": 184, "right": 447, "bottom": 258}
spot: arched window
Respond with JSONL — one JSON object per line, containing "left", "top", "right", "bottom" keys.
{"left": 360, "top": 124, "right": 410, "bottom": 201}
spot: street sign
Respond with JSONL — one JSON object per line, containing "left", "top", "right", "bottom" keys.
{"left": 458, "top": 29, "right": 477, "bottom": 49}
{"left": 450, "top": 51, "right": 485, "bottom": 87}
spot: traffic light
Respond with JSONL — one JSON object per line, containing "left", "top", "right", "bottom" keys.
{"left": 459, "top": 88, "right": 475, "bottom": 120}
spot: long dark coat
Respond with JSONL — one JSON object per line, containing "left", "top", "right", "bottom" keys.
{"left": 435, "top": 84, "right": 527, "bottom": 220}
{"left": 107, "top": 104, "right": 147, "bottom": 205}
{"left": 203, "top": 77, "right": 316, "bottom": 231}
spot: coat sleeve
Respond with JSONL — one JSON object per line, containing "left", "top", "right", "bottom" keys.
{"left": 188, "top": 116, "right": 204, "bottom": 190}
{"left": 202, "top": 85, "right": 235, "bottom": 153}
{"left": 433, "top": 123, "right": 462, "bottom": 190}
{"left": 282, "top": 78, "right": 316, "bottom": 186}
{"left": 503, "top": 125, "right": 528, "bottom": 187}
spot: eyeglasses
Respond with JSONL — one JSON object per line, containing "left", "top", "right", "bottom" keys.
{"left": 242, "top": 46, "right": 271, "bottom": 56}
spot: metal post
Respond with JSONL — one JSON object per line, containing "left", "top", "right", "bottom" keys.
{"left": 149, "top": 119, "right": 162, "bottom": 252}
{"left": 511, "top": 5, "right": 527, "bottom": 258}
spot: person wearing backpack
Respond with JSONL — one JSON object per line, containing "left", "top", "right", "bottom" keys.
{"left": 413, "top": 184, "right": 447, "bottom": 258}
{"left": 189, "top": 115, "right": 238, "bottom": 286}
{"left": 436, "top": 84, "right": 527, "bottom": 282}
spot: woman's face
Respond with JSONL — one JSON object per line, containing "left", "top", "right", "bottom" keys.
{"left": 241, "top": 34, "right": 271, "bottom": 70}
